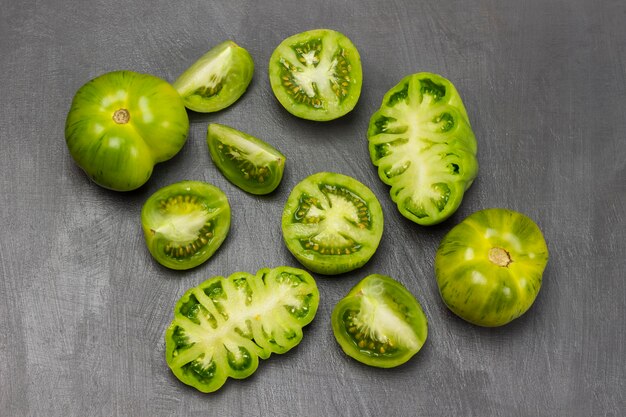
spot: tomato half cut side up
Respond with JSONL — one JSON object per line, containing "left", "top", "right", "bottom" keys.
{"left": 281, "top": 172, "right": 384, "bottom": 275}
{"left": 269, "top": 29, "right": 363, "bottom": 121}
{"left": 165, "top": 266, "right": 319, "bottom": 392}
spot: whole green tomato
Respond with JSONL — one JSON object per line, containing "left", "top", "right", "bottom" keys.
{"left": 65, "top": 70, "right": 189, "bottom": 191}
{"left": 435, "top": 208, "right": 549, "bottom": 327}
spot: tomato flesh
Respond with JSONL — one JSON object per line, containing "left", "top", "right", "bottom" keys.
{"left": 435, "top": 208, "right": 549, "bottom": 326}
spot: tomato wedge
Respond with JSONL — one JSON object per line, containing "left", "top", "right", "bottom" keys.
{"left": 207, "top": 123, "right": 285, "bottom": 195}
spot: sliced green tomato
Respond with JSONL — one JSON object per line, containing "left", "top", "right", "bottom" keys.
{"left": 165, "top": 266, "right": 319, "bottom": 393}
{"left": 269, "top": 29, "right": 363, "bottom": 121}
{"left": 207, "top": 123, "right": 286, "bottom": 195}
{"left": 173, "top": 41, "right": 254, "bottom": 113}
{"left": 435, "top": 208, "right": 549, "bottom": 327}
{"left": 281, "top": 172, "right": 384, "bottom": 275}
{"left": 141, "top": 181, "right": 230, "bottom": 270}
{"left": 65, "top": 70, "right": 189, "bottom": 191}
{"left": 367, "top": 73, "right": 478, "bottom": 225}
{"left": 332, "top": 274, "right": 428, "bottom": 368}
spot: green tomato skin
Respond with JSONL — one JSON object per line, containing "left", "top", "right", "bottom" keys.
{"left": 165, "top": 267, "right": 319, "bottom": 393}
{"left": 207, "top": 123, "right": 286, "bottom": 195}
{"left": 435, "top": 208, "right": 549, "bottom": 327}
{"left": 174, "top": 41, "right": 254, "bottom": 113}
{"left": 65, "top": 70, "right": 189, "bottom": 191}
{"left": 332, "top": 274, "right": 428, "bottom": 368}
{"left": 367, "top": 72, "right": 478, "bottom": 225}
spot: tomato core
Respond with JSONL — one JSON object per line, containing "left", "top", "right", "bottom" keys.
{"left": 112, "top": 108, "right": 130, "bottom": 124}
{"left": 488, "top": 247, "right": 512, "bottom": 267}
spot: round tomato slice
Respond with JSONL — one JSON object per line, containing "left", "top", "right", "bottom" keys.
{"left": 435, "top": 208, "right": 549, "bottom": 327}
{"left": 165, "top": 267, "right": 319, "bottom": 393}
{"left": 269, "top": 29, "right": 363, "bottom": 121}
{"left": 367, "top": 73, "right": 478, "bottom": 225}
{"left": 332, "top": 274, "right": 428, "bottom": 368}
{"left": 65, "top": 70, "right": 189, "bottom": 191}
{"left": 281, "top": 172, "right": 384, "bottom": 275}
{"left": 173, "top": 40, "right": 254, "bottom": 113}
{"left": 207, "top": 123, "right": 286, "bottom": 195}
{"left": 141, "top": 181, "right": 230, "bottom": 270}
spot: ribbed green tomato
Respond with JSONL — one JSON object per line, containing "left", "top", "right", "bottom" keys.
{"left": 174, "top": 41, "right": 254, "bottom": 113}
{"left": 269, "top": 29, "right": 363, "bottom": 121}
{"left": 165, "top": 267, "right": 319, "bottom": 393}
{"left": 332, "top": 274, "right": 428, "bottom": 368}
{"left": 435, "top": 208, "right": 549, "bottom": 327}
{"left": 65, "top": 70, "right": 189, "bottom": 191}
{"left": 207, "top": 123, "right": 285, "bottom": 195}
{"left": 141, "top": 181, "right": 230, "bottom": 270}
{"left": 368, "top": 72, "right": 478, "bottom": 225}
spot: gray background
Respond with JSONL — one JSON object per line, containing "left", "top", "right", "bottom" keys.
{"left": 1, "top": 0, "right": 624, "bottom": 416}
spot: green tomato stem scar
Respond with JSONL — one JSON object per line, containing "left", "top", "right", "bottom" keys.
{"left": 112, "top": 108, "right": 130, "bottom": 124}
{"left": 488, "top": 247, "right": 512, "bottom": 267}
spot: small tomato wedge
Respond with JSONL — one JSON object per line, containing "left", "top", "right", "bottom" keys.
{"left": 207, "top": 123, "right": 285, "bottom": 195}
{"left": 165, "top": 266, "right": 319, "bottom": 393}
{"left": 141, "top": 181, "right": 230, "bottom": 270}
{"left": 435, "top": 208, "right": 549, "bottom": 327}
{"left": 281, "top": 172, "right": 384, "bottom": 275}
{"left": 269, "top": 29, "right": 362, "bottom": 121}
{"left": 173, "top": 41, "right": 254, "bottom": 113}
{"left": 65, "top": 70, "right": 189, "bottom": 191}
{"left": 332, "top": 274, "right": 428, "bottom": 368}
{"left": 368, "top": 73, "right": 478, "bottom": 225}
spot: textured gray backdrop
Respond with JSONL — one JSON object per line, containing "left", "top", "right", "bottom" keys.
{"left": 1, "top": 0, "right": 624, "bottom": 416}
